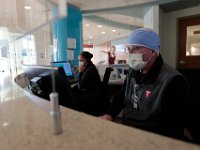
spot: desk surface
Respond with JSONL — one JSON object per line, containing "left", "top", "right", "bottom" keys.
{"left": 111, "top": 64, "right": 129, "bottom": 67}
{"left": 1, "top": 73, "right": 199, "bottom": 150}
{"left": 109, "top": 78, "right": 124, "bottom": 85}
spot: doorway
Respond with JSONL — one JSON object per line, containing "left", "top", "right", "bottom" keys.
{"left": 178, "top": 15, "right": 200, "bottom": 143}
{"left": 178, "top": 15, "right": 200, "bottom": 69}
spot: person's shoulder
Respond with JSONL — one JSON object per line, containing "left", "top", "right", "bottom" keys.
{"left": 162, "top": 63, "right": 180, "bottom": 75}
{"left": 161, "top": 63, "right": 188, "bottom": 84}
{"left": 87, "top": 63, "right": 97, "bottom": 70}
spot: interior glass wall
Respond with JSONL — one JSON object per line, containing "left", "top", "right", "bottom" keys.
{"left": 0, "top": 0, "right": 61, "bottom": 78}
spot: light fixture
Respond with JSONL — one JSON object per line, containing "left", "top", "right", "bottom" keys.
{"left": 2, "top": 123, "right": 9, "bottom": 127}
{"left": 101, "top": 31, "right": 106, "bottom": 34}
{"left": 85, "top": 24, "right": 90, "bottom": 27}
{"left": 24, "top": 6, "right": 31, "bottom": 10}
{"left": 89, "top": 36, "right": 93, "bottom": 39}
{"left": 97, "top": 25, "right": 102, "bottom": 28}
{"left": 112, "top": 29, "right": 116, "bottom": 32}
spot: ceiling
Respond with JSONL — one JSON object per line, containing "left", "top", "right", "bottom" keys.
{"left": 52, "top": 0, "right": 197, "bottom": 12}
{"left": 1, "top": 0, "right": 200, "bottom": 47}
{"left": 51, "top": 0, "right": 157, "bottom": 11}
{"left": 75, "top": 0, "right": 200, "bottom": 46}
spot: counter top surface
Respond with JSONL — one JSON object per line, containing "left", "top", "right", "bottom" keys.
{"left": 0, "top": 73, "right": 199, "bottom": 150}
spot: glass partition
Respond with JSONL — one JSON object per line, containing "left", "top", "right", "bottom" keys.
{"left": 1, "top": 0, "right": 199, "bottom": 144}
{"left": 186, "top": 25, "right": 200, "bottom": 56}
{"left": 82, "top": 3, "right": 153, "bottom": 65}
{"left": 0, "top": 0, "right": 56, "bottom": 45}
{"left": 7, "top": 24, "right": 52, "bottom": 78}
{"left": 0, "top": 0, "right": 67, "bottom": 78}
{"left": 0, "top": 0, "right": 158, "bottom": 77}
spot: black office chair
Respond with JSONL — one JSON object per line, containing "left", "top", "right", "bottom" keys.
{"left": 101, "top": 67, "right": 114, "bottom": 101}
{"left": 102, "top": 67, "right": 114, "bottom": 89}
{"left": 118, "top": 60, "right": 126, "bottom": 64}
{"left": 93, "top": 67, "right": 113, "bottom": 115}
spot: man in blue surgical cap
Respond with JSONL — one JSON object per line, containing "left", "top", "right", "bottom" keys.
{"left": 100, "top": 28, "right": 189, "bottom": 139}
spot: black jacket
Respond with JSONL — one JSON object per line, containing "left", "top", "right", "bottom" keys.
{"left": 77, "top": 61, "right": 101, "bottom": 94}
{"left": 106, "top": 55, "right": 189, "bottom": 138}
{"left": 72, "top": 62, "right": 107, "bottom": 116}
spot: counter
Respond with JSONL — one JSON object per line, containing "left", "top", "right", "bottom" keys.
{"left": 0, "top": 73, "right": 199, "bottom": 150}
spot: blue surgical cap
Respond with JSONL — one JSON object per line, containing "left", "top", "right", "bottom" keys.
{"left": 127, "top": 28, "right": 160, "bottom": 52}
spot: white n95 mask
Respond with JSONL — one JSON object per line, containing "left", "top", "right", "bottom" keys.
{"left": 128, "top": 53, "right": 147, "bottom": 70}
{"left": 79, "top": 61, "right": 85, "bottom": 66}
{"left": 79, "top": 61, "right": 85, "bottom": 71}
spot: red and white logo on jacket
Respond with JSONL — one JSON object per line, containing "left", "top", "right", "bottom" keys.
{"left": 144, "top": 90, "right": 152, "bottom": 98}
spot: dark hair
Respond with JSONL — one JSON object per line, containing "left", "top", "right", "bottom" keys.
{"left": 80, "top": 51, "right": 93, "bottom": 61}
{"left": 111, "top": 46, "right": 116, "bottom": 49}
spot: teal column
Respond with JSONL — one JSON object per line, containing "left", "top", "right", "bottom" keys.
{"left": 52, "top": 4, "right": 82, "bottom": 65}
{"left": 67, "top": 5, "right": 83, "bottom": 66}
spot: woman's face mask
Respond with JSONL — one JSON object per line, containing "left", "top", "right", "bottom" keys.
{"left": 79, "top": 61, "right": 85, "bottom": 67}
{"left": 128, "top": 51, "right": 151, "bottom": 70}
{"left": 79, "top": 61, "right": 86, "bottom": 72}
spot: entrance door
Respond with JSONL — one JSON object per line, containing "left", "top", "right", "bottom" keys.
{"left": 178, "top": 15, "right": 200, "bottom": 69}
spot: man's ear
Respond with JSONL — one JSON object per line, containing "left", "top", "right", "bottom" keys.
{"left": 152, "top": 51, "right": 158, "bottom": 57}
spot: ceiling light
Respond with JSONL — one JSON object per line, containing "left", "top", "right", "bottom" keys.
{"left": 24, "top": 6, "right": 31, "bottom": 10}
{"left": 89, "top": 36, "right": 93, "bottom": 39}
{"left": 101, "top": 31, "right": 106, "bottom": 34}
{"left": 85, "top": 24, "right": 90, "bottom": 27}
{"left": 112, "top": 29, "right": 116, "bottom": 32}
{"left": 2, "top": 123, "right": 8, "bottom": 127}
{"left": 97, "top": 25, "right": 102, "bottom": 28}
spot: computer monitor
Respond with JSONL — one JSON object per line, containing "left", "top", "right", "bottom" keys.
{"left": 22, "top": 65, "right": 75, "bottom": 109}
{"left": 51, "top": 62, "right": 73, "bottom": 77}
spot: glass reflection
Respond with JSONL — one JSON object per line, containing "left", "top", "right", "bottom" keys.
{"left": 186, "top": 25, "right": 200, "bottom": 56}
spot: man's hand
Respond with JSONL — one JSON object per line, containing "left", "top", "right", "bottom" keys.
{"left": 99, "top": 114, "right": 113, "bottom": 121}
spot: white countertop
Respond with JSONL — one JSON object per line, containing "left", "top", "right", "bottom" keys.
{"left": 0, "top": 73, "right": 199, "bottom": 150}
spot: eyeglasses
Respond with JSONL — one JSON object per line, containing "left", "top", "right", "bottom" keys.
{"left": 127, "top": 45, "right": 144, "bottom": 53}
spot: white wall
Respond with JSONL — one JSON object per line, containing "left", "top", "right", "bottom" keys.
{"left": 92, "top": 42, "right": 110, "bottom": 65}
{"left": 144, "top": 5, "right": 159, "bottom": 33}
{"left": 34, "top": 30, "right": 51, "bottom": 65}
{"left": 160, "top": 6, "right": 200, "bottom": 68}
